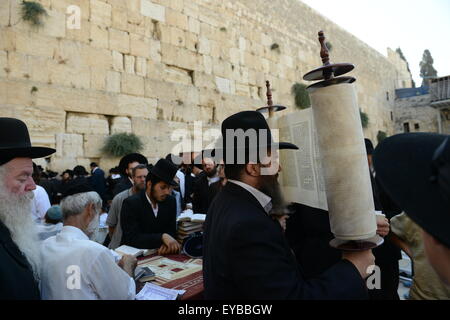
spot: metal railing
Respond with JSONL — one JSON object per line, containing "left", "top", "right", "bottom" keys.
{"left": 430, "top": 76, "right": 450, "bottom": 102}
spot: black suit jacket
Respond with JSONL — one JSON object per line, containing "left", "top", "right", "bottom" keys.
{"left": 203, "top": 182, "right": 368, "bottom": 300}
{"left": 89, "top": 168, "right": 106, "bottom": 199}
{"left": 113, "top": 176, "right": 133, "bottom": 197}
{"left": 120, "top": 190, "right": 177, "bottom": 249}
{"left": 192, "top": 173, "right": 210, "bottom": 214}
{"left": 0, "top": 221, "right": 40, "bottom": 300}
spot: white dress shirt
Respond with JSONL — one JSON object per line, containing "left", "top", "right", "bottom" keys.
{"left": 145, "top": 192, "right": 159, "bottom": 218}
{"left": 176, "top": 170, "right": 185, "bottom": 198}
{"left": 227, "top": 180, "right": 273, "bottom": 214}
{"left": 31, "top": 185, "right": 51, "bottom": 221}
{"left": 40, "top": 226, "right": 135, "bottom": 300}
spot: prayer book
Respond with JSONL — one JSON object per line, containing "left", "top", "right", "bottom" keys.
{"left": 135, "top": 283, "right": 185, "bottom": 300}
{"left": 134, "top": 266, "right": 156, "bottom": 283}
{"left": 115, "top": 245, "right": 156, "bottom": 258}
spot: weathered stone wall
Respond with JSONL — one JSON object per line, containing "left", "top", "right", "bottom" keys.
{"left": 394, "top": 94, "right": 441, "bottom": 134}
{"left": 387, "top": 48, "right": 413, "bottom": 89}
{"left": 1, "top": 0, "right": 407, "bottom": 172}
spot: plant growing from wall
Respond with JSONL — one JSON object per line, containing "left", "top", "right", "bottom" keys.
{"left": 291, "top": 83, "right": 311, "bottom": 109}
{"left": 377, "top": 130, "right": 387, "bottom": 143}
{"left": 270, "top": 43, "right": 280, "bottom": 53}
{"left": 360, "top": 109, "right": 369, "bottom": 128}
{"left": 101, "top": 133, "right": 143, "bottom": 157}
{"left": 20, "top": 1, "right": 48, "bottom": 26}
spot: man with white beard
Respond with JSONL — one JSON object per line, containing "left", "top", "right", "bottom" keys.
{"left": 39, "top": 183, "right": 137, "bottom": 300}
{"left": 0, "top": 117, "right": 56, "bottom": 300}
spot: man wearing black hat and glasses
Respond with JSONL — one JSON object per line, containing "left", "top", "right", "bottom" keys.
{"left": 121, "top": 159, "right": 181, "bottom": 255}
{"left": 374, "top": 133, "right": 450, "bottom": 286}
{"left": 0, "top": 118, "right": 55, "bottom": 299}
{"left": 203, "top": 111, "right": 375, "bottom": 299}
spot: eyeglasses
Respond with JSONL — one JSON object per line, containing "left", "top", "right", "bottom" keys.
{"left": 430, "top": 137, "right": 450, "bottom": 198}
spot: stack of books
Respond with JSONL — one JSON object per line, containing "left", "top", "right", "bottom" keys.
{"left": 176, "top": 210, "right": 206, "bottom": 242}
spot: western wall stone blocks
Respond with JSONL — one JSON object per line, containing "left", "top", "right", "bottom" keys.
{"left": 56, "top": 133, "right": 84, "bottom": 158}
{"left": 40, "top": 9, "right": 66, "bottom": 38}
{"left": 90, "top": 0, "right": 112, "bottom": 27}
{"left": 90, "top": 67, "right": 107, "bottom": 91}
{"left": 135, "top": 57, "right": 147, "bottom": 77}
{"left": 106, "top": 70, "right": 121, "bottom": 93}
{"left": 130, "top": 34, "right": 151, "bottom": 57}
{"left": 66, "top": 113, "right": 110, "bottom": 135}
{"left": 140, "top": 0, "right": 165, "bottom": 22}
{"left": 124, "top": 55, "right": 136, "bottom": 74}
{"left": 0, "top": 1, "right": 9, "bottom": 28}
{"left": 0, "top": 51, "right": 7, "bottom": 78}
{"left": 90, "top": 24, "right": 109, "bottom": 49}
{"left": 188, "top": 17, "right": 200, "bottom": 34}
{"left": 112, "top": 50, "right": 124, "bottom": 71}
{"left": 166, "top": 8, "right": 188, "bottom": 30}
{"left": 109, "top": 28, "right": 130, "bottom": 54}
{"left": 15, "top": 32, "right": 57, "bottom": 59}
{"left": 83, "top": 134, "right": 108, "bottom": 158}
{"left": 160, "top": 43, "right": 202, "bottom": 72}
{"left": 145, "top": 79, "right": 177, "bottom": 100}
{"left": 112, "top": 6, "right": 128, "bottom": 31}
{"left": 121, "top": 73, "right": 145, "bottom": 96}
{"left": 116, "top": 94, "right": 157, "bottom": 119}
{"left": 110, "top": 116, "right": 132, "bottom": 134}
{"left": 215, "top": 76, "right": 231, "bottom": 94}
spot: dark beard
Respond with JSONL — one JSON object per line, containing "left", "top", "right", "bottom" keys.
{"left": 259, "top": 175, "right": 289, "bottom": 216}
{"left": 206, "top": 167, "right": 217, "bottom": 178}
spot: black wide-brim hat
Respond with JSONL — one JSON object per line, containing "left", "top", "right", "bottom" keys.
{"left": 0, "top": 118, "right": 55, "bottom": 165}
{"left": 150, "top": 158, "right": 178, "bottom": 187}
{"left": 373, "top": 133, "right": 450, "bottom": 248}
{"left": 210, "top": 111, "right": 298, "bottom": 164}
{"left": 118, "top": 153, "right": 148, "bottom": 176}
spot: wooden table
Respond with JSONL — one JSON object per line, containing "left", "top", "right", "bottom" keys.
{"left": 136, "top": 253, "right": 204, "bottom": 300}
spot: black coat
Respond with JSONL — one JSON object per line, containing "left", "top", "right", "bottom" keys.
{"left": 89, "top": 168, "right": 106, "bottom": 200}
{"left": 203, "top": 182, "right": 368, "bottom": 300}
{"left": 113, "top": 176, "right": 133, "bottom": 197}
{"left": 192, "top": 173, "right": 209, "bottom": 214}
{"left": 0, "top": 221, "right": 40, "bottom": 300}
{"left": 120, "top": 190, "right": 177, "bottom": 249}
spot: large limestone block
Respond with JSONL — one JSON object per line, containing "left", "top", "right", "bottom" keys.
{"left": 0, "top": 103, "right": 66, "bottom": 134}
{"left": 111, "top": 116, "right": 132, "bottom": 134}
{"left": 6, "top": 52, "right": 30, "bottom": 80}
{"left": 55, "top": 133, "right": 84, "bottom": 158}
{"left": 116, "top": 94, "right": 157, "bottom": 119}
{"left": 48, "top": 61, "right": 91, "bottom": 90}
{"left": 106, "top": 70, "right": 121, "bottom": 93}
{"left": 112, "top": 50, "right": 124, "bottom": 71}
{"left": 140, "top": 0, "right": 165, "bottom": 22}
{"left": 112, "top": 6, "right": 128, "bottom": 31}
{"left": 83, "top": 134, "right": 108, "bottom": 158}
{"left": 0, "top": 51, "right": 7, "bottom": 78}
{"left": 90, "top": 24, "right": 109, "bottom": 49}
{"left": 121, "top": 73, "right": 145, "bottom": 96}
{"left": 135, "top": 57, "right": 147, "bottom": 77}
{"left": 161, "top": 43, "right": 201, "bottom": 71}
{"left": 145, "top": 79, "right": 177, "bottom": 100}
{"left": 160, "top": 25, "right": 186, "bottom": 47}
{"left": 109, "top": 28, "right": 130, "bottom": 54}
{"left": 66, "top": 113, "right": 110, "bottom": 135}
{"left": 40, "top": 9, "right": 66, "bottom": 38}
{"left": 90, "top": 0, "right": 112, "bottom": 27}
{"left": 66, "top": 19, "right": 91, "bottom": 44}
{"left": 15, "top": 32, "right": 58, "bottom": 58}
{"left": 90, "top": 67, "right": 107, "bottom": 91}
{"left": 30, "top": 133, "right": 56, "bottom": 149}
{"left": 188, "top": 17, "right": 200, "bottom": 34}
{"left": 163, "top": 66, "right": 192, "bottom": 85}
{"left": 0, "top": 0, "right": 9, "bottom": 28}
{"left": 130, "top": 33, "right": 151, "bottom": 57}
{"left": 124, "top": 55, "right": 136, "bottom": 74}
{"left": 166, "top": 8, "right": 188, "bottom": 31}
{"left": 80, "top": 45, "right": 113, "bottom": 69}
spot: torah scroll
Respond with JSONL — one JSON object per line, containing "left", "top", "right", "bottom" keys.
{"left": 308, "top": 82, "right": 376, "bottom": 241}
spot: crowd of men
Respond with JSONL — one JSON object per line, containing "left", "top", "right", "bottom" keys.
{"left": 0, "top": 115, "right": 449, "bottom": 300}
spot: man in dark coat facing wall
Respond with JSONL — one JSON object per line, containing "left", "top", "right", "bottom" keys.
{"left": 203, "top": 111, "right": 375, "bottom": 300}
{"left": 0, "top": 118, "right": 55, "bottom": 299}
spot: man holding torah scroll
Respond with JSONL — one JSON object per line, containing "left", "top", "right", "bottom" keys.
{"left": 202, "top": 111, "right": 375, "bottom": 299}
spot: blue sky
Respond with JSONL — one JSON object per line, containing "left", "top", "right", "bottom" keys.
{"left": 301, "top": 0, "right": 450, "bottom": 86}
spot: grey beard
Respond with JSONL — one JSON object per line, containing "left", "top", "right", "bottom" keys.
{"left": 0, "top": 183, "right": 41, "bottom": 280}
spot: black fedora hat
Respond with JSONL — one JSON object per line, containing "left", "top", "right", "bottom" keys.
{"left": 150, "top": 158, "right": 178, "bottom": 187}
{"left": 0, "top": 118, "right": 55, "bottom": 165}
{"left": 373, "top": 133, "right": 450, "bottom": 248}
{"left": 118, "top": 153, "right": 148, "bottom": 176}
{"left": 213, "top": 111, "right": 298, "bottom": 164}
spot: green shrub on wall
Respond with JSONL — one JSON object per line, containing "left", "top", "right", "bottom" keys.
{"left": 20, "top": 1, "right": 48, "bottom": 26}
{"left": 360, "top": 110, "right": 369, "bottom": 129}
{"left": 101, "top": 133, "right": 143, "bottom": 157}
{"left": 291, "top": 83, "right": 311, "bottom": 109}
{"left": 377, "top": 131, "right": 387, "bottom": 143}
